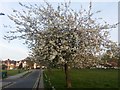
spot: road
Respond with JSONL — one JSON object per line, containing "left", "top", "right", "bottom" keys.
{"left": 2, "top": 69, "right": 40, "bottom": 90}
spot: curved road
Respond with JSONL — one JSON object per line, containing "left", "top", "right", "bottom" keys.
{"left": 2, "top": 69, "right": 40, "bottom": 90}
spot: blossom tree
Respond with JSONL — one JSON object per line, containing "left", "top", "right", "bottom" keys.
{"left": 106, "top": 42, "right": 120, "bottom": 60}
{"left": 4, "top": 1, "right": 117, "bottom": 88}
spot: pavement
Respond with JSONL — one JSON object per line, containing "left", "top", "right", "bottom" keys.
{"left": 0, "top": 70, "right": 32, "bottom": 89}
{"left": 39, "top": 70, "right": 44, "bottom": 88}
{"left": 32, "top": 69, "right": 44, "bottom": 89}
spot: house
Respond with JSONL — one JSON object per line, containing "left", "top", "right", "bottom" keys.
{"left": 22, "top": 61, "right": 27, "bottom": 68}
{"left": 2, "top": 58, "right": 37, "bottom": 70}
{"left": 2, "top": 59, "right": 16, "bottom": 70}
{"left": 34, "top": 63, "right": 37, "bottom": 69}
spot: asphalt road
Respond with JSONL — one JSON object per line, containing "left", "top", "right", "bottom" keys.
{"left": 2, "top": 69, "right": 40, "bottom": 90}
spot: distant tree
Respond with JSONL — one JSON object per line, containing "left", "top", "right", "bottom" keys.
{"left": 105, "top": 42, "right": 120, "bottom": 60}
{"left": 27, "top": 60, "right": 34, "bottom": 68}
{"left": 23, "top": 57, "right": 34, "bottom": 69}
{"left": 109, "top": 43, "right": 120, "bottom": 60}
{"left": 2, "top": 64, "right": 7, "bottom": 70}
{"left": 18, "top": 63, "right": 23, "bottom": 69}
{"left": 101, "top": 42, "right": 120, "bottom": 68}
{"left": 4, "top": 1, "right": 118, "bottom": 88}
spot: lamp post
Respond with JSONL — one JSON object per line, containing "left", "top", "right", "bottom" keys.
{"left": 0, "top": 13, "right": 5, "bottom": 15}
{"left": 0, "top": 13, "right": 7, "bottom": 78}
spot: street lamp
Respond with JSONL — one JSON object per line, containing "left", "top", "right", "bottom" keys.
{"left": 0, "top": 13, "right": 6, "bottom": 78}
{"left": 0, "top": 13, "right": 5, "bottom": 15}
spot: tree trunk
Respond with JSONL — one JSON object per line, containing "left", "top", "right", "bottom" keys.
{"left": 64, "top": 63, "right": 72, "bottom": 88}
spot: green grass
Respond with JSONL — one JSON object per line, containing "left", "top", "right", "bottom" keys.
{"left": 43, "top": 69, "right": 118, "bottom": 89}
{"left": 2, "top": 69, "right": 26, "bottom": 76}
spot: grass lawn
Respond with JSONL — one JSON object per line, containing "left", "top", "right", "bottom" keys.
{"left": 43, "top": 69, "right": 118, "bottom": 89}
{"left": 2, "top": 69, "right": 26, "bottom": 76}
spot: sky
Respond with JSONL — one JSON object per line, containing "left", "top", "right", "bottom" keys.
{"left": 0, "top": 0, "right": 119, "bottom": 61}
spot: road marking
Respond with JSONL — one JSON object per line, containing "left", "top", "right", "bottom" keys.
{"left": 3, "top": 82, "right": 16, "bottom": 89}
{"left": 32, "top": 70, "right": 41, "bottom": 90}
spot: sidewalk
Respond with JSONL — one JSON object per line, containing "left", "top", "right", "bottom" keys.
{"left": 33, "top": 69, "right": 44, "bottom": 89}
{"left": 5, "top": 70, "right": 31, "bottom": 80}
{"left": 39, "top": 70, "right": 44, "bottom": 88}
{"left": 0, "top": 70, "right": 32, "bottom": 88}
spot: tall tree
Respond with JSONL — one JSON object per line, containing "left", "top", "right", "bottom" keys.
{"left": 4, "top": 1, "right": 117, "bottom": 88}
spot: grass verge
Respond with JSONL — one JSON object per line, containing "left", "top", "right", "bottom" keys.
{"left": 7, "top": 69, "right": 26, "bottom": 76}
{"left": 43, "top": 69, "right": 118, "bottom": 89}
{"left": 2, "top": 69, "right": 27, "bottom": 78}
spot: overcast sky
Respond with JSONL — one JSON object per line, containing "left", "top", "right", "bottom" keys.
{"left": 0, "top": 0, "right": 119, "bottom": 61}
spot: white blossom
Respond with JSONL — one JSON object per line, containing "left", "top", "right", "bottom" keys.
{"left": 4, "top": 1, "right": 118, "bottom": 68}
